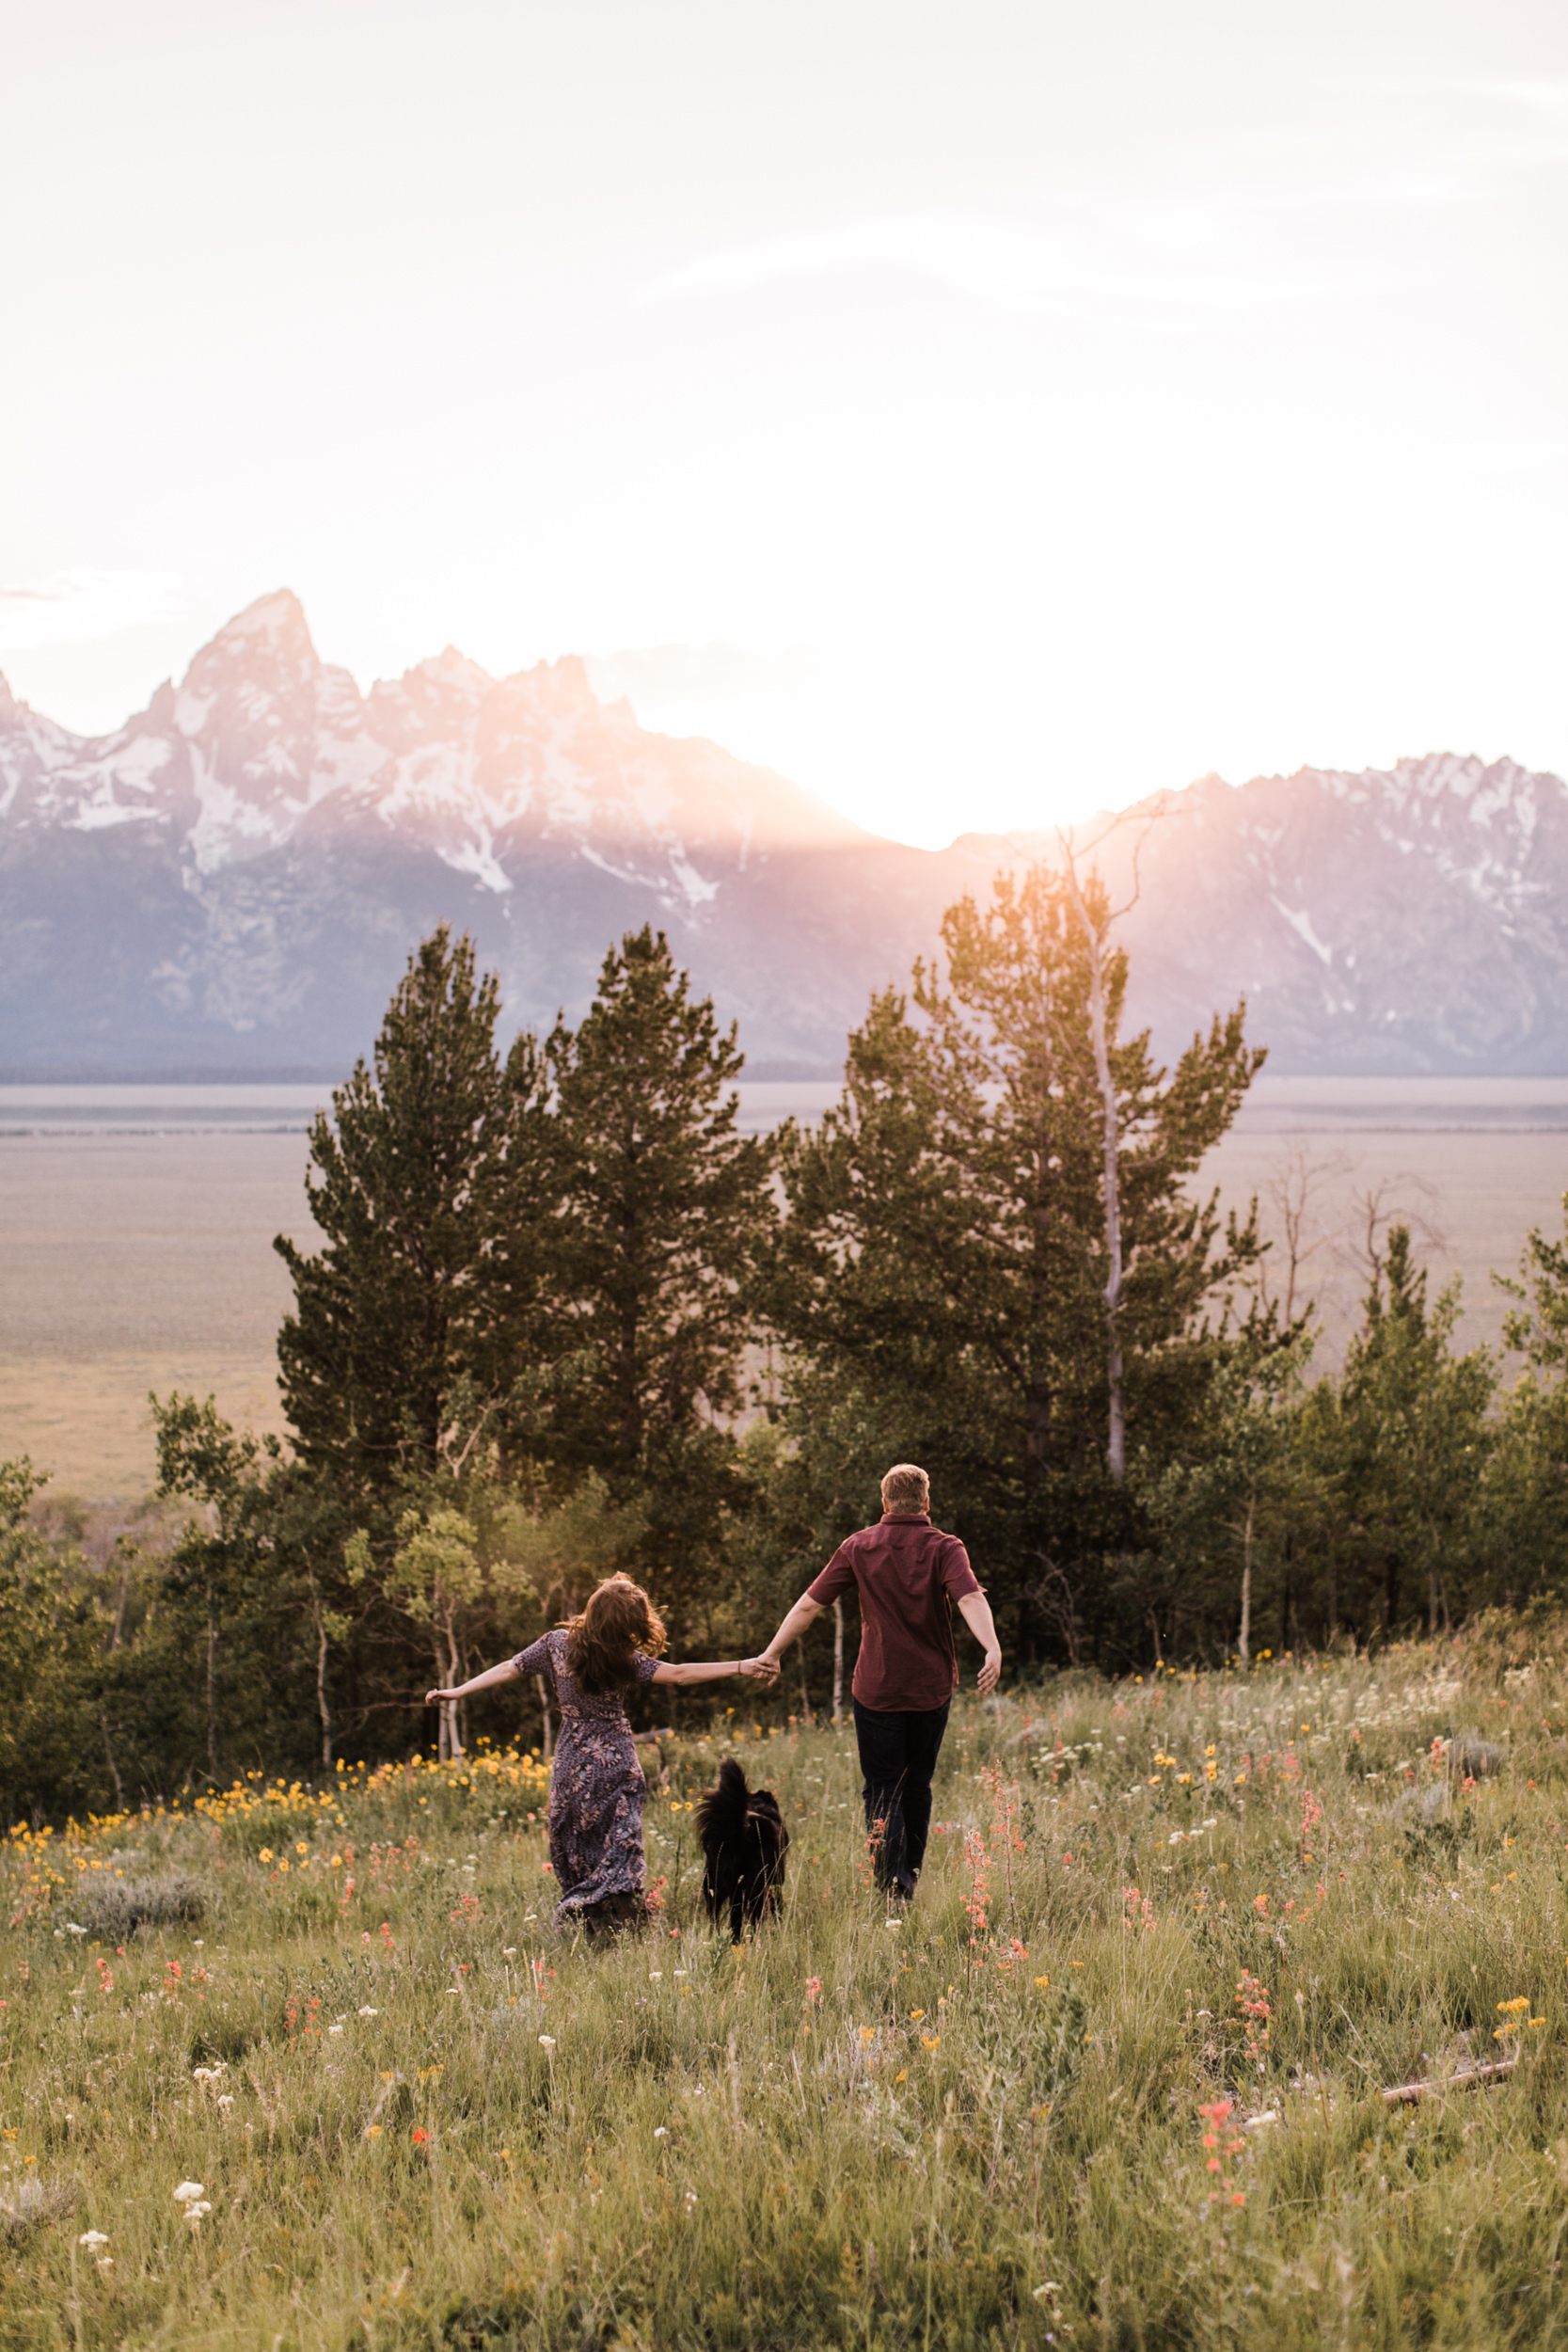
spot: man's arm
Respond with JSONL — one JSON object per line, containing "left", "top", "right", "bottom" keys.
{"left": 761, "top": 1592, "right": 827, "bottom": 1662}
{"left": 956, "top": 1590, "right": 1002, "bottom": 1696}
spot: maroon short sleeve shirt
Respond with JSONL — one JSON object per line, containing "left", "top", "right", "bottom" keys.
{"left": 806, "top": 1513, "right": 981, "bottom": 1712}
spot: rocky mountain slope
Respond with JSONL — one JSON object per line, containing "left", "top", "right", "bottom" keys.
{"left": 3, "top": 591, "right": 1565, "bottom": 1078}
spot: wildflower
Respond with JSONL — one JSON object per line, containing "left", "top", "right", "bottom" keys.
{"left": 173, "top": 2181, "right": 206, "bottom": 2203}
{"left": 911, "top": 2009, "right": 926, "bottom": 2021}
{"left": 357, "top": 2006, "right": 378, "bottom": 2017}
{"left": 412, "top": 2128, "right": 431, "bottom": 2146}
{"left": 259, "top": 1849, "right": 274, "bottom": 1864}
{"left": 1035, "top": 1975, "right": 1050, "bottom": 1989}
{"left": 654, "top": 2126, "right": 669, "bottom": 2138}
{"left": 921, "top": 2035, "right": 941, "bottom": 2050}
{"left": 804, "top": 1978, "right": 822, "bottom": 2005}
{"left": 884, "top": 1918, "right": 901, "bottom": 1931}
{"left": 216, "top": 2095, "right": 233, "bottom": 2110}
{"left": 859, "top": 2026, "right": 877, "bottom": 2045}
{"left": 538, "top": 2035, "right": 556, "bottom": 2049}
{"left": 79, "top": 2231, "right": 109, "bottom": 2250}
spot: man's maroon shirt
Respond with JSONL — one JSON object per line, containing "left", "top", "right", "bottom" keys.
{"left": 806, "top": 1512, "right": 981, "bottom": 1712}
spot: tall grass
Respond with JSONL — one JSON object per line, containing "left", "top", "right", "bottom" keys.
{"left": 4, "top": 1631, "right": 1568, "bottom": 2348}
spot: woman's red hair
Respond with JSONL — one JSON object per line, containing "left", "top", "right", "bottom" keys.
{"left": 563, "top": 1575, "right": 667, "bottom": 1695}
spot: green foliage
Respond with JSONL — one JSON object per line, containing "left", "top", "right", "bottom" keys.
{"left": 1307, "top": 1227, "right": 1496, "bottom": 1638}
{"left": 1142, "top": 1326, "right": 1323, "bottom": 1661}
{"left": 275, "top": 925, "right": 554, "bottom": 1501}
{"left": 539, "top": 924, "right": 776, "bottom": 1628}
{"left": 1483, "top": 1191, "right": 1568, "bottom": 1597}
{"left": 761, "top": 862, "right": 1264, "bottom": 1661}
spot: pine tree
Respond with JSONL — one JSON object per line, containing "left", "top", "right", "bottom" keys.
{"left": 1482, "top": 1190, "right": 1568, "bottom": 1595}
{"left": 1309, "top": 1226, "right": 1495, "bottom": 1635}
{"left": 275, "top": 927, "right": 554, "bottom": 1499}
{"left": 761, "top": 862, "right": 1263, "bottom": 1662}
{"left": 541, "top": 926, "right": 775, "bottom": 1612}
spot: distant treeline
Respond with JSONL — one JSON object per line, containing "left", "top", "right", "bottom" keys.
{"left": 3, "top": 864, "right": 1565, "bottom": 1822}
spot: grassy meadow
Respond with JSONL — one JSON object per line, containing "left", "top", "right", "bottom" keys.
{"left": 7, "top": 1634, "right": 1568, "bottom": 2347}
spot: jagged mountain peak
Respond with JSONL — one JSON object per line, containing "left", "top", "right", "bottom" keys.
{"left": 4, "top": 598, "right": 1566, "bottom": 1077}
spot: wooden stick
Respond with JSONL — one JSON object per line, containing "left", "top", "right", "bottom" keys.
{"left": 1382, "top": 2058, "right": 1517, "bottom": 2108}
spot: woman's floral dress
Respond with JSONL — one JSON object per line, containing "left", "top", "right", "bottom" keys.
{"left": 511, "top": 1629, "right": 659, "bottom": 1924}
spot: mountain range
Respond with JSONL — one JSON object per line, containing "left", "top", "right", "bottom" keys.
{"left": 2, "top": 590, "right": 1565, "bottom": 1080}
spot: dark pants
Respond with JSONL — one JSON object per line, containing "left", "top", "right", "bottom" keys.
{"left": 852, "top": 1696, "right": 951, "bottom": 1897}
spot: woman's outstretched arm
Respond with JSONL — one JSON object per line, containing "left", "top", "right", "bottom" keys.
{"left": 650, "top": 1657, "right": 780, "bottom": 1686}
{"left": 425, "top": 1659, "right": 522, "bottom": 1706}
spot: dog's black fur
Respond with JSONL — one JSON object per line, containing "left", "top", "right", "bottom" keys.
{"left": 694, "top": 1756, "right": 789, "bottom": 1940}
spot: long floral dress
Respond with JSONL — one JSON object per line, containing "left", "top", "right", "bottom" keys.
{"left": 511, "top": 1629, "right": 659, "bottom": 1925}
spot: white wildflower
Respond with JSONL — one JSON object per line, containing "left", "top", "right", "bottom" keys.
{"left": 357, "top": 2006, "right": 379, "bottom": 2016}
{"left": 79, "top": 2231, "right": 109, "bottom": 2249}
{"left": 172, "top": 2181, "right": 206, "bottom": 2204}
{"left": 538, "top": 2035, "right": 556, "bottom": 2049}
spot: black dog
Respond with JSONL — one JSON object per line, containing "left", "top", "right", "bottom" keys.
{"left": 694, "top": 1756, "right": 789, "bottom": 1941}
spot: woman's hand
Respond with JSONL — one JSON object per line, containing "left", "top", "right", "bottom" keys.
{"left": 426, "top": 1687, "right": 461, "bottom": 1706}
{"left": 738, "top": 1656, "right": 781, "bottom": 1683}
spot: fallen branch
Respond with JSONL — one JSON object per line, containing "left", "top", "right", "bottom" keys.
{"left": 1383, "top": 2058, "right": 1517, "bottom": 2108}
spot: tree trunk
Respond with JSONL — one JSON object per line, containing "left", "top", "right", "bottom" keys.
{"left": 206, "top": 1579, "right": 218, "bottom": 1781}
{"left": 1059, "top": 854, "right": 1125, "bottom": 1482}
{"left": 311, "top": 1594, "right": 333, "bottom": 1770}
{"left": 832, "top": 1599, "right": 845, "bottom": 1729}
{"left": 99, "top": 1706, "right": 126, "bottom": 1813}
{"left": 1239, "top": 1496, "right": 1255, "bottom": 1667}
{"left": 438, "top": 1598, "right": 465, "bottom": 1762}
{"left": 799, "top": 1645, "right": 812, "bottom": 1724}
{"left": 536, "top": 1675, "right": 553, "bottom": 1758}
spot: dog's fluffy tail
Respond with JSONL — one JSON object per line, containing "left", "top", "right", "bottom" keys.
{"left": 694, "top": 1756, "right": 751, "bottom": 1848}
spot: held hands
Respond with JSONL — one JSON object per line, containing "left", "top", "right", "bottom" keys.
{"left": 976, "top": 1648, "right": 1002, "bottom": 1698}
{"left": 425, "top": 1688, "right": 461, "bottom": 1707}
{"left": 739, "top": 1657, "right": 781, "bottom": 1684}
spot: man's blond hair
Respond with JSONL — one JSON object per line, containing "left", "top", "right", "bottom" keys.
{"left": 880, "top": 1462, "right": 930, "bottom": 1514}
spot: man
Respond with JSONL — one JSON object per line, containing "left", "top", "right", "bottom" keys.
{"left": 760, "top": 1463, "right": 1001, "bottom": 1900}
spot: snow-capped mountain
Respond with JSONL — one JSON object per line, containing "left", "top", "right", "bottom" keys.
{"left": 2, "top": 590, "right": 1566, "bottom": 1078}
{"left": 1001, "top": 751, "right": 1568, "bottom": 1075}
{"left": 0, "top": 591, "right": 951, "bottom": 1075}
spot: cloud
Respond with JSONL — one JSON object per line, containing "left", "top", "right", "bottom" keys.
{"left": 585, "top": 643, "right": 815, "bottom": 709}
{"left": 640, "top": 199, "right": 1405, "bottom": 324}
{"left": 641, "top": 103, "right": 1568, "bottom": 328}
{"left": 0, "top": 567, "right": 190, "bottom": 651}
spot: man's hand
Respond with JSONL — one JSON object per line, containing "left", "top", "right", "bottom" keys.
{"left": 738, "top": 1657, "right": 781, "bottom": 1683}
{"left": 957, "top": 1589, "right": 1002, "bottom": 1694}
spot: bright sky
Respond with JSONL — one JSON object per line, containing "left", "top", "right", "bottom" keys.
{"left": 3, "top": 1, "right": 1566, "bottom": 847}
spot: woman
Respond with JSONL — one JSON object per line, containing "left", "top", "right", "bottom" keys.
{"left": 426, "top": 1576, "right": 778, "bottom": 1933}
